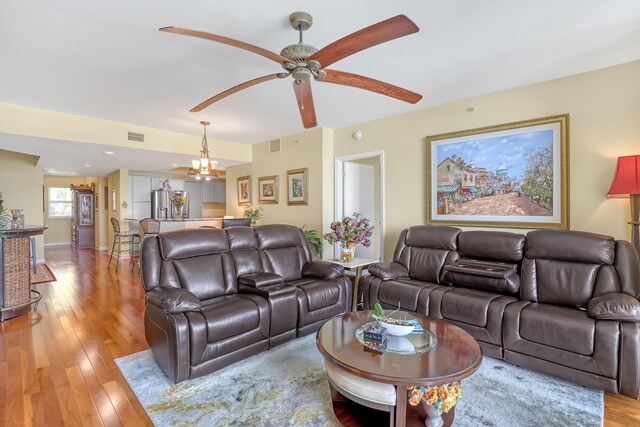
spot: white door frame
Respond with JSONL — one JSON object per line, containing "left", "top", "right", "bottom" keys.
{"left": 335, "top": 150, "right": 385, "bottom": 261}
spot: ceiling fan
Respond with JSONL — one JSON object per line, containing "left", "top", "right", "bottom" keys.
{"left": 160, "top": 12, "right": 422, "bottom": 129}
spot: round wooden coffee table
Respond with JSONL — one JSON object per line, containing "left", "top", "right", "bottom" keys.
{"left": 316, "top": 311, "right": 482, "bottom": 427}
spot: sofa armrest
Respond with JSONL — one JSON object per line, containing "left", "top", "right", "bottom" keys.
{"left": 302, "top": 261, "right": 344, "bottom": 280}
{"left": 367, "top": 262, "right": 409, "bottom": 281}
{"left": 238, "top": 272, "right": 283, "bottom": 288}
{"left": 587, "top": 293, "right": 640, "bottom": 322}
{"left": 145, "top": 287, "right": 202, "bottom": 314}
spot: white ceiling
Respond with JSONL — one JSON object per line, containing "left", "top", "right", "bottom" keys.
{"left": 1, "top": 1, "right": 639, "bottom": 174}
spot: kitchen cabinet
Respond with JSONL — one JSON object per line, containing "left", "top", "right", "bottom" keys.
{"left": 131, "top": 176, "right": 151, "bottom": 202}
{"left": 184, "top": 181, "right": 202, "bottom": 218}
{"left": 203, "top": 181, "right": 226, "bottom": 203}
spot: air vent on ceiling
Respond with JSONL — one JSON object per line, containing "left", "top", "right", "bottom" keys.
{"left": 269, "top": 139, "right": 281, "bottom": 154}
{"left": 127, "top": 131, "right": 145, "bottom": 143}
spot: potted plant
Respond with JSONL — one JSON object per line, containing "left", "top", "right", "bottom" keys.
{"left": 323, "top": 212, "right": 373, "bottom": 261}
{"left": 242, "top": 205, "right": 263, "bottom": 224}
{"left": 303, "top": 227, "right": 323, "bottom": 259}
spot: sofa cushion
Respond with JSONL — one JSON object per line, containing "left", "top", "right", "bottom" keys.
{"left": 292, "top": 280, "right": 341, "bottom": 312}
{"left": 159, "top": 228, "right": 229, "bottom": 260}
{"left": 378, "top": 279, "right": 433, "bottom": 312}
{"left": 405, "top": 225, "right": 460, "bottom": 250}
{"left": 441, "top": 288, "right": 504, "bottom": 327}
{"left": 173, "top": 253, "right": 236, "bottom": 300}
{"left": 534, "top": 259, "right": 599, "bottom": 308}
{"left": 263, "top": 247, "right": 303, "bottom": 282}
{"left": 526, "top": 230, "right": 615, "bottom": 265}
{"left": 408, "top": 247, "right": 449, "bottom": 283}
{"left": 199, "top": 295, "right": 266, "bottom": 343}
{"left": 520, "top": 304, "right": 595, "bottom": 356}
{"left": 458, "top": 231, "right": 525, "bottom": 262}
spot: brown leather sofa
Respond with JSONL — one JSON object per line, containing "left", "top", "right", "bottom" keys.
{"left": 364, "top": 225, "right": 640, "bottom": 398}
{"left": 140, "top": 225, "right": 351, "bottom": 383}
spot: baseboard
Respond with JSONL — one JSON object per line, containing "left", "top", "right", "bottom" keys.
{"left": 36, "top": 258, "right": 45, "bottom": 264}
{"left": 44, "top": 242, "right": 71, "bottom": 248}
{"left": 97, "top": 246, "right": 108, "bottom": 251}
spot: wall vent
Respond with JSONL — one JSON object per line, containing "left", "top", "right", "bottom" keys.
{"left": 269, "top": 139, "right": 281, "bottom": 153}
{"left": 127, "top": 131, "right": 145, "bottom": 143}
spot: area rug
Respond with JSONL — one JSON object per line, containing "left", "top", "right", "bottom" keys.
{"left": 115, "top": 335, "right": 603, "bottom": 427}
{"left": 30, "top": 264, "right": 57, "bottom": 284}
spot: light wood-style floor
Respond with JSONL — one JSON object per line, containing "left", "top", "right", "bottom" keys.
{"left": 0, "top": 247, "right": 639, "bottom": 426}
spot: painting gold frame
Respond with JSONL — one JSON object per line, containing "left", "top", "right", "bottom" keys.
{"left": 286, "top": 168, "right": 308, "bottom": 206}
{"left": 258, "top": 175, "right": 279, "bottom": 204}
{"left": 426, "top": 114, "right": 569, "bottom": 229}
{"left": 237, "top": 175, "right": 252, "bottom": 206}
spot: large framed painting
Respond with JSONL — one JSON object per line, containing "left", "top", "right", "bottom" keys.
{"left": 258, "top": 175, "right": 279, "bottom": 204}
{"left": 237, "top": 175, "right": 252, "bottom": 206}
{"left": 427, "top": 114, "right": 569, "bottom": 229}
{"left": 287, "top": 168, "right": 308, "bottom": 205}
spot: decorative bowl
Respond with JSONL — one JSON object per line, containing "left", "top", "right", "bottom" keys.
{"left": 378, "top": 319, "right": 415, "bottom": 336}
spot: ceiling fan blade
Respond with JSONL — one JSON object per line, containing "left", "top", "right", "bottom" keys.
{"left": 191, "top": 73, "right": 282, "bottom": 112}
{"left": 160, "top": 26, "right": 290, "bottom": 64}
{"left": 308, "top": 15, "right": 418, "bottom": 68}
{"left": 319, "top": 69, "right": 422, "bottom": 104}
{"left": 293, "top": 81, "right": 317, "bottom": 129}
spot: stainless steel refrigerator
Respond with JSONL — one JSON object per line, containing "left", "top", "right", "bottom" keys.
{"left": 151, "top": 190, "right": 189, "bottom": 219}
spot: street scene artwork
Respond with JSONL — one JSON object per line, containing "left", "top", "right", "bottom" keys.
{"left": 427, "top": 116, "right": 569, "bottom": 228}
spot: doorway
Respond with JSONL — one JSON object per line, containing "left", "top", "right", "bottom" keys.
{"left": 335, "top": 151, "right": 384, "bottom": 261}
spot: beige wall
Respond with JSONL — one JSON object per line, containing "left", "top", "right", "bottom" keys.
{"left": 107, "top": 169, "right": 129, "bottom": 251}
{"left": 0, "top": 103, "right": 251, "bottom": 162}
{"left": 226, "top": 128, "right": 333, "bottom": 245}
{"left": 95, "top": 177, "right": 109, "bottom": 250}
{"left": 0, "top": 149, "right": 45, "bottom": 260}
{"left": 333, "top": 61, "right": 640, "bottom": 259}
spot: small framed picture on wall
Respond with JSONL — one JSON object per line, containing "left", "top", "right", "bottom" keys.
{"left": 258, "top": 175, "right": 279, "bottom": 204}
{"left": 287, "top": 168, "right": 308, "bottom": 205}
{"left": 237, "top": 175, "right": 252, "bottom": 206}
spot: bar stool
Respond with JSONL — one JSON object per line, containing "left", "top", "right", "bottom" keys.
{"left": 139, "top": 218, "right": 160, "bottom": 239}
{"left": 108, "top": 217, "right": 141, "bottom": 272}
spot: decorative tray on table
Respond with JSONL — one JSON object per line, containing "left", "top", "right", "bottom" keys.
{"left": 355, "top": 321, "right": 438, "bottom": 355}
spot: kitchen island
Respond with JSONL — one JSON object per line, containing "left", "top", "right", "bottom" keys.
{"left": 124, "top": 217, "right": 225, "bottom": 233}
{"left": 0, "top": 226, "right": 46, "bottom": 321}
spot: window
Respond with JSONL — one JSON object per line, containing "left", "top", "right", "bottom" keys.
{"left": 49, "top": 187, "right": 73, "bottom": 218}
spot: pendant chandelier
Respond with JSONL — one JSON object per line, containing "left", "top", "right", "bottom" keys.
{"left": 189, "top": 121, "right": 218, "bottom": 180}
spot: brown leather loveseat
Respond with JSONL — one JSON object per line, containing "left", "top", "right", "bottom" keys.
{"left": 364, "top": 225, "right": 640, "bottom": 398}
{"left": 140, "top": 224, "right": 351, "bottom": 383}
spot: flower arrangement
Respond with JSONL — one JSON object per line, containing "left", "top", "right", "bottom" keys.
{"left": 407, "top": 382, "right": 462, "bottom": 413}
{"left": 243, "top": 205, "right": 263, "bottom": 222}
{"left": 171, "top": 192, "right": 187, "bottom": 210}
{"left": 323, "top": 212, "right": 374, "bottom": 247}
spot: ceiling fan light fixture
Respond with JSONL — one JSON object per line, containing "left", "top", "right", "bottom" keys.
{"left": 189, "top": 121, "right": 218, "bottom": 179}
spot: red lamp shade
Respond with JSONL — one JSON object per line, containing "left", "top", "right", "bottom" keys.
{"left": 607, "top": 155, "right": 640, "bottom": 195}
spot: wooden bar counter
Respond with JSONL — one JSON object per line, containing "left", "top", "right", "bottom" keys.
{"left": 0, "top": 225, "right": 46, "bottom": 321}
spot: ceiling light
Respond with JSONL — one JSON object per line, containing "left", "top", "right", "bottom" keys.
{"left": 189, "top": 121, "right": 218, "bottom": 179}
{"left": 103, "top": 151, "right": 114, "bottom": 155}
{"left": 84, "top": 164, "right": 91, "bottom": 167}
{"left": 172, "top": 163, "right": 179, "bottom": 167}
{"left": 70, "top": 171, "right": 78, "bottom": 175}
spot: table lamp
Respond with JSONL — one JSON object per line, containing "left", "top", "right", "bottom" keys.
{"left": 607, "top": 154, "right": 640, "bottom": 257}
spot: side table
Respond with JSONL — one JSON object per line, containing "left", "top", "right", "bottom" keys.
{"left": 332, "top": 257, "right": 377, "bottom": 311}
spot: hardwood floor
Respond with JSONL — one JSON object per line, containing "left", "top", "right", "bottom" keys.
{"left": 1, "top": 247, "right": 639, "bottom": 426}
